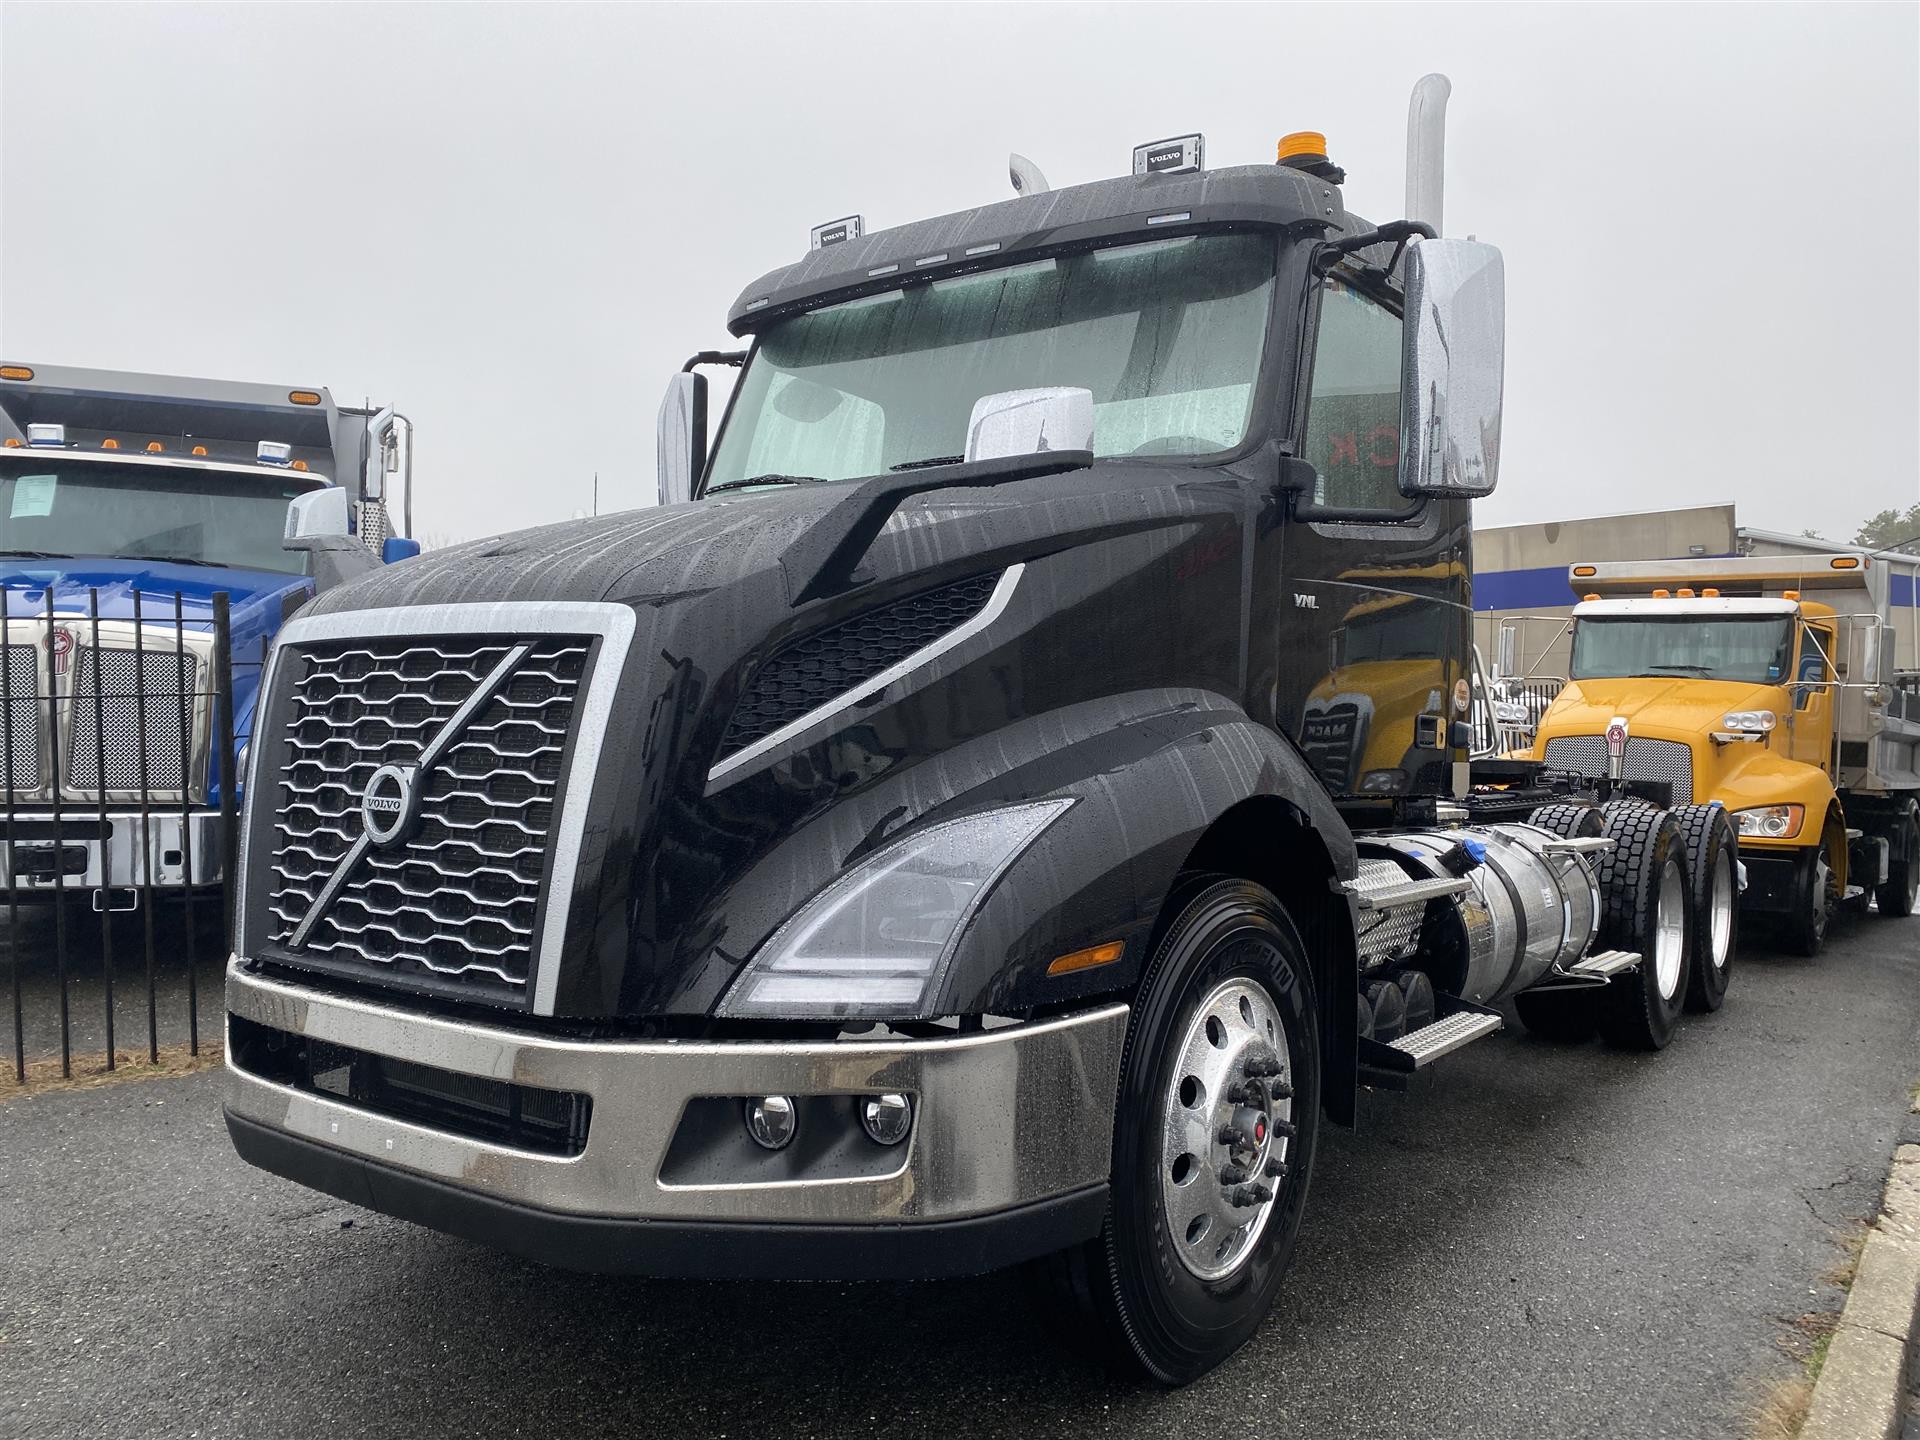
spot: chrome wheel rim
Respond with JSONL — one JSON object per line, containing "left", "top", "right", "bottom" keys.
{"left": 1160, "top": 975, "right": 1292, "bottom": 1282}
{"left": 1708, "top": 853, "right": 1735, "bottom": 972}
{"left": 1654, "top": 858, "right": 1685, "bottom": 1000}
{"left": 1811, "top": 853, "right": 1832, "bottom": 938}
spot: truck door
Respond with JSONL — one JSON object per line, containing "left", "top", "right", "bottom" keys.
{"left": 1788, "top": 620, "right": 1837, "bottom": 772}
{"left": 1276, "top": 268, "right": 1473, "bottom": 801}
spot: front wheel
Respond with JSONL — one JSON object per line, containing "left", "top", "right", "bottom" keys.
{"left": 1781, "top": 845, "right": 1833, "bottom": 957}
{"left": 1672, "top": 804, "right": 1739, "bottom": 1013}
{"left": 1053, "top": 878, "right": 1320, "bottom": 1385}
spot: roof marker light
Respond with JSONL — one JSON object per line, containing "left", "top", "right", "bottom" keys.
{"left": 1677, "top": 587, "right": 1695, "bottom": 598}
{"left": 1572, "top": 565, "right": 1597, "bottom": 577}
{"left": 1583, "top": 592, "right": 1601, "bottom": 602}
{"left": 867, "top": 264, "right": 899, "bottom": 278}
{"left": 1133, "top": 134, "right": 1205, "bottom": 175}
{"left": 964, "top": 242, "right": 1001, "bottom": 257}
{"left": 1146, "top": 211, "right": 1192, "bottom": 226}
{"left": 1651, "top": 588, "right": 1670, "bottom": 598}
{"left": 191, "top": 445, "right": 208, "bottom": 456}
{"left": 101, "top": 438, "right": 120, "bottom": 450}
{"left": 0, "top": 366, "right": 32, "bottom": 381}
{"left": 1702, "top": 587, "right": 1720, "bottom": 597}
{"left": 146, "top": 441, "right": 164, "bottom": 453}
{"left": 810, "top": 215, "right": 863, "bottom": 250}
{"left": 3, "top": 439, "right": 19, "bottom": 448}
{"left": 257, "top": 440, "right": 293, "bottom": 467}
{"left": 288, "top": 390, "right": 322, "bottom": 406}
{"left": 291, "top": 459, "right": 309, "bottom": 471}
{"left": 744, "top": 297, "right": 770, "bottom": 311}
{"left": 1783, "top": 589, "right": 1800, "bottom": 601}
{"left": 26, "top": 423, "right": 64, "bottom": 448}
{"left": 914, "top": 252, "right": 948, "bottom": 267}
{"left": 1831, "top": 556, "right": 1861, "bottom": 570}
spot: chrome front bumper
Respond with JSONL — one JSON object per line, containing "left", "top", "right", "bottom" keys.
{"left": 225, "top": 960, "right": 1128, "bottom": 1236}
{"left": 1, "top": 809, "right": 222, "bottom": 895}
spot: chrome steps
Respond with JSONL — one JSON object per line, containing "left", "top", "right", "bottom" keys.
{"left": 1386, "top": 1009, "right": 1504, "bottom": 1067}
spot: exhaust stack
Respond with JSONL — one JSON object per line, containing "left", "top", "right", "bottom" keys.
{"left": 1405, "top": 73, "right": 1451, "bottom": 235}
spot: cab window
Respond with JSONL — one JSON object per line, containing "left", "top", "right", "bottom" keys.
{"left": 1301, "top": 276, "right": 1411, "bottom": 515}
{"left": 1796, "top": 623, "right": 1832, "bottom": 708}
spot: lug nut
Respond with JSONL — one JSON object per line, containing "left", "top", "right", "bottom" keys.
{"left": 1219, "top": 1164, "right": 1249, "bottom": 1187}
{"left": 1264, "top": 1158, "right": 1288, "bottom": 1180}
{"left": 1216, "top": 1124, "right": 1250, "bottom": 1148}
{"left": 743, "top": 1095, "right": 797, "bottom": 1151}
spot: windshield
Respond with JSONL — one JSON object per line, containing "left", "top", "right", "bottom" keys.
{"left": 1571, "top": 615, "right": 1794, "bottom": 684}
{"left": 705, "top": 232, "right": 1277, "bottom": 490}
{"left": 0, "top": 458, "right": 317, "bottom": 575}
{"left": 1335, "top": 600, "right": 1452, "bottom": 665}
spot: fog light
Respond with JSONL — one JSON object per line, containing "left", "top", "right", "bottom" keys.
{"left": 860, "top": 1093, "right": 913, "bottom": 1146}
{"left": 743, "top": 1095, "right": 796, "bottom": 1150}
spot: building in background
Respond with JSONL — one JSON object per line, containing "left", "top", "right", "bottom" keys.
{"left": 1475, "top": 504, "right": 1920, "bottom": 679}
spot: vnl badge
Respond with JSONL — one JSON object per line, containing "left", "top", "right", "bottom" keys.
{"left": 1604, "top": 716, "right": 1629, "bottom": 784}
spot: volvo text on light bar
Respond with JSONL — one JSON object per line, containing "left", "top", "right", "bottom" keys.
{"left": 811, "top": 215, "right": 864, "bottom": 250}
{"left": 1133, "top": 134, "right": 1205, "bottom": 175}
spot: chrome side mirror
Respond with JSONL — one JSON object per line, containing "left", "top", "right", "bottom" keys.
{"left": 963, "top": 387, "right": 1093, "bottom": 464}
{"left": 1400, "top": 238, "right": 1504, "bottom": 499}
{"left": 656, "top": 372, "right": 706, "bottom": 507}
{"left": 283, "top": 488, "right": 352, "bottom": 548}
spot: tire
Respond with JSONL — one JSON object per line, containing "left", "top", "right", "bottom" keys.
{"left": 1671, "top": 804, "right": 1738, "bottom": 1013}
{"left": 1875, "top": 803, "right": 1920, "bottom": 919}
{"left": 1592, "top": 802, "right": 1692, "bottom": 1050}
{"left": 1526, "top": 801, "right": 1605, "bottom": 839}
{"left": 1780, "top": 843, "right": 1833, "bottom": 958}
{"left": 1514, "top": 986, "right": 1599, "bottom": 1043}
{"left": 1051, "top": 878, "right": 1320, "bottom": 1385}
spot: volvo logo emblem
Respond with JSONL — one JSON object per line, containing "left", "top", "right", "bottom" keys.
{"left": 360, "top": 763, "right": 421, "bottom": 848}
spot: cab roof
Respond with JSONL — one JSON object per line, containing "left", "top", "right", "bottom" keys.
{"left": 726, "top": 163, "right": 1348, "bottom": 335}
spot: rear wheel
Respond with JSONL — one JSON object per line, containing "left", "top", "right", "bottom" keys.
{"left": 1052, "top": 878, "right": 1319, "bottom": 1385}
{"left": 1593, "top": 802, "right": 1692, "bottom": 1050}
{"left": 1671, "top": 804, "right": 1738, "bottom": 1013}
{"left": 1527, "top": 801, "right": 1605, "bottom": 840}
{"left": 1875, "top": 804, "right": 1919, "bottom": 919}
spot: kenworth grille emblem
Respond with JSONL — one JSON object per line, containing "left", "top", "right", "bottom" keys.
{"left": 287, "top": 641, "right": 533, "bottom": 950}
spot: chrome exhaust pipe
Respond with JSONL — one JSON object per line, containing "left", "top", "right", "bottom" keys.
{"left": 1405, "top": 73, "right": 1451, "bottom": 235}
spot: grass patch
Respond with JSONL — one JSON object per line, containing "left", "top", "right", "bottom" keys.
{"left": 0, "top": 1040, "right": 222, "bottom": 1100}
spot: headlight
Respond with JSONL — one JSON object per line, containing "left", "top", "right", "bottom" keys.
{"left": 1721, "top": 710, "right": 1777, "bottom": 733}
{"left": 1734, "top": 804, "right": 1804, "bottom": 839}
{"left": 716, "top": 799, "right": 1072, "bottom": 1021}
{"left": 1358, "top": 768, "right": 1407, "bottom": 795}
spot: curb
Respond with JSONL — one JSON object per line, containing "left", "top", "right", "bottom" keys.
{"left": 1802, "top": 1144, "right": 1920, "bottom": 1440}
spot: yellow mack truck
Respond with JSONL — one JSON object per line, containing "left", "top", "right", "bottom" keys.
{"left": 1523, "top": 553, "right": 1920, "bottom": 955}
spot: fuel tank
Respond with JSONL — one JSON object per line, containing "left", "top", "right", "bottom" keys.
{"left": 1358, "top": 823, "right": 1602, "bottom": 1005}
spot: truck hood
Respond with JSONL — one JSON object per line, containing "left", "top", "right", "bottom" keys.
{"left": 1545, "top": 676, "right": 1787, "bottom": 737}
{"left": 0, "top": 557, "right": 306, "bottom": 633}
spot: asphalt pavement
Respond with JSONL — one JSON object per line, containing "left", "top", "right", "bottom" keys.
{"left": 3, "top": 915, "right": 1918, "bottom": 1440}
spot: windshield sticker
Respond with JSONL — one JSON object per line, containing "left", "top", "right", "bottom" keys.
{"left": 9, "top": 474, "right": 56, "bottom": 518}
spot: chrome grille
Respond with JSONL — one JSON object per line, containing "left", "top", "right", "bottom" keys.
{"left": 268, "top": 635, "right": 591, "bottom": 998}
{"left": 0, "top": 644, "right": 39, "bottom": 790}
{"left": 66, "top": 648, "right": 194, "bottom": 792}
{"left": 1543, "top": 734, "right": 1695, "bottom": 804}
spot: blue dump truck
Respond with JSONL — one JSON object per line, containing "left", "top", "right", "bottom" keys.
{"left": 0, "top": 363, "right": 418, "bottom": 912}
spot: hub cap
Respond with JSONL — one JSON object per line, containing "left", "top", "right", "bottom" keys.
{"left": 1708, "top": 852, "right": 1735, "bottom": 972}
{"left": 1160, "top": 976, "right": 1292, "bottom": 1282}
{"left": 1653, "top": 857, "right": 1685, "bottom": 1000}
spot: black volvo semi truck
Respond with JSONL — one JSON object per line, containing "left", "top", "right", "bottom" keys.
{"left": 224, "top": 77, "right": 1736, "bottom": 1381}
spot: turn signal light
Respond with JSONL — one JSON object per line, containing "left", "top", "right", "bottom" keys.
{"left": 1047, "top": 940, "right": 1126, "bottom": 976}
{"left": 0, "top": 365, "right": 32, "bottom": 381}
{"left": 1831, "top": 556, "right": 1861, "bottom": 570}
{"left": 1572, "top": 565, "right": 1597, "bottom": 577}
{"left": 289, "top": 390, "right": 323, "bottom": 406}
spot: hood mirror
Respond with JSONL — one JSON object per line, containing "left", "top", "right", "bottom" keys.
{"left": 283, "top": 487, "right": 352, "bottom": 547}
{"left": 1399, "top": 238, "right": 1504, "bottom": 499}
{"left": 656, "top": 371, "right": 706, "bottom": 508}
{"left": 964, "top": 387, "right": 1094, "bottom": 465}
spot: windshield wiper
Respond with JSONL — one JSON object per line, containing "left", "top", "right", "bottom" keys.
{"left": 115, "top": 554, "right": 223, "bottom": 568}
{"left": 1645, "top": 663, "right": 1714, "bottom": 675}
{"left": 704, "top": 474, "right": 818, "bottom": 496}
{"left": 0, "top": 549, "right": 76, "bottom": 560}
{"left": 889, "top": 455, "right": 965, "bottom": 472}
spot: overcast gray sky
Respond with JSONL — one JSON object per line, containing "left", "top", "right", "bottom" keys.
{"left": 3, "top": 2, "right": 1915, "bottom": 545}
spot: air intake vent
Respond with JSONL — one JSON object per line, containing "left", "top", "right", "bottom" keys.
{"left": 718, "top": 572, "right": 1002, "bottom": 758}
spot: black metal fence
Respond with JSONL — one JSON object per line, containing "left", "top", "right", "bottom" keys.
{"left": 1, "top": 587, "right": 261, "bottom": 1083}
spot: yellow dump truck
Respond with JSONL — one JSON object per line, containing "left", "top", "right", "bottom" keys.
{"left": 1524, "top": 553, "right": 1920, "bottom": 955}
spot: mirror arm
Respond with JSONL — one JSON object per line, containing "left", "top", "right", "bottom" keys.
{"left": 683, "top": 350, "right": 747, "bottom": 372}
{"left": 1312, "top": 219, "right": 1436, "bottom": 279}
